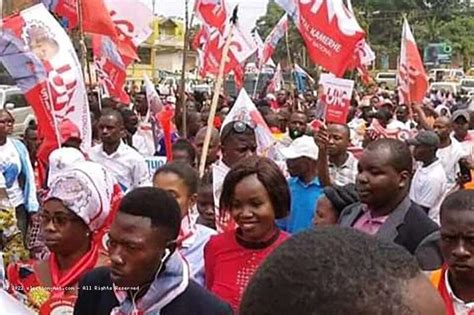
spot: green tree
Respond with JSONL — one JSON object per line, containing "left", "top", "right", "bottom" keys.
{"left": 439, "top": 16, "right": 474, "bottom": 69}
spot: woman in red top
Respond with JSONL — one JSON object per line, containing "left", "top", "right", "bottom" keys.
{"left": 204, "top": 156, "right": 290, "bottom": 310}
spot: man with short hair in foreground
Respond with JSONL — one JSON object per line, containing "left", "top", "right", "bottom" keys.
{"left": 240, "top": 227, "right": 446, "bottom": 315}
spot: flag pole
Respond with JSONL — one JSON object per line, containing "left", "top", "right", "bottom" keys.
{"left": 179, "top": 0, "right": 192, "bottom": 137}
{"left": 199, "top": 7, "right": 238, "bottom": 178}
{"left": 285, "top": 27, "right": 292, "bottom": 67}
{"left": 400, "top": 14, "right": 414, "bottom": 120}
{"left": 252, "top": 68, "right": 262, "bottom": 99}
{"left": 285, "top": 27, "right": 296, "bottom": 109}
{"left": 77, "top": 0, "right": 93, "bottom": 87}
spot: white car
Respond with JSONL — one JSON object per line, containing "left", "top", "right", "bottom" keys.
{"left": 460, "top": 78, "right": 474, "bottom": 95}
{"left": 429, "top": 68, "right": 465, "bottom": 83}
{"left": 0, "top": 85, "right": 36, "bottom": 136}
{"left": 429, "top": 82, "right": 460, "bottom": 95}
{"left": 375, "top": 72, "right": 397, "bottom": 89}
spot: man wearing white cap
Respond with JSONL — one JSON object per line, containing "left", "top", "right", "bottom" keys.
{"left": 280, "top": 135, "right": 323, "bottom": 233}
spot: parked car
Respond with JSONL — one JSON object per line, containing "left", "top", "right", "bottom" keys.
{"left": 0, "top": 85, "right": 36, "bottom": 136}
{"left": 429, "top": 82, "right": 461, "bottom": 95}
{"left": 428, "top": 68, "right": 465, "bottom": 83}
{"left": 375, "top": 72, "right": 397, "bottom": 89}
{"left": 460, "top": 78, "right": 474, "bottom": 95}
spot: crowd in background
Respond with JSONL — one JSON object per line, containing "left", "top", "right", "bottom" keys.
{"left": 1, "top": 77, "right": 474, "bottom": 314}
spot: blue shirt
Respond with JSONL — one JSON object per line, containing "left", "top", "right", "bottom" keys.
{"left": 280, "top": 177, "right": 323, "bottom": 234}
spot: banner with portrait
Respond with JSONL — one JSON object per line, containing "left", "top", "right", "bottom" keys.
{"left": 2, "top": 4, "right": 91, "bottom": 150}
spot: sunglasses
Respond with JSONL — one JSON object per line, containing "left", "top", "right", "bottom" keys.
{"left": 221, "top": 120, "right": 256, "bottom": 141}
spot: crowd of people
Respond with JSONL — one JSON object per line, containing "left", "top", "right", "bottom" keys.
{"left": 1, "top": 78, "right": 474, "bottom": 314}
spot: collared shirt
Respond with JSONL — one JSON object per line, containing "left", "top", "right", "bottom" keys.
{"left": 284, "top": 177, "right": 323, "bottom": 234}
{"left": 445, "top": 270, "right": 474, "bottom": 315}
{"left": 353, "top": 205, "right": 389, "bottom": 236}
{"left": 328, "top": 152, "right": 358, "bottom": 186}
{"left": 89, "top": 141, "right": 150, "bottom": 192}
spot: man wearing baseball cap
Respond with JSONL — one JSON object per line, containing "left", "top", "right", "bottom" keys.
{"left": 451, "top": 110, "right": 474, "bottom": 189}
{"left": 407, "top": 130, "right": 448, "bottom": 225}
{"left": 280, "top": 135, "right": 323, "bottom": 233}
{"left": 452, "top": 109, "right": 473, "bottom": 158}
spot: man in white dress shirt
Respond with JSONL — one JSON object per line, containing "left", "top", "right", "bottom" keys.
{"left": 89, "top": 109, "right": 150, "bottom": 192}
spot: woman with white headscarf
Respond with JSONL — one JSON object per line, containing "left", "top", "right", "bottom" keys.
{"left": 6, "top": 161, "right": 122, "bottom": 314}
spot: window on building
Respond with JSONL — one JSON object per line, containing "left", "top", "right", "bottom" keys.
{"left": 138, "top": 47, "right": 152, "bottom": 65}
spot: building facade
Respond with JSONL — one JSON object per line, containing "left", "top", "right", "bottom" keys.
{"left": 127, "top": 17, "right": 197, "bottom": 82}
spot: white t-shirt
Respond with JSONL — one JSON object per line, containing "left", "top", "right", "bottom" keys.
{"left": 437, "top": 139, "right": 468, "bottom": 191}
{"left": 0, "top": 139, "right": 24, "bottom": 207}
{"left": 409, "top": 160, "right": 447, "bottom": 225}
{"left": 132, "top": 123, "right": 156, "bottom": 156}
{"left": 387, "top": 119, "right": 409, "bottom": 131}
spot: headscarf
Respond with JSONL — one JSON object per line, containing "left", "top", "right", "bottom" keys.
{"left": 46, "top": 161, "right": 115, "bottom": 232}
{"left": 47, "top": 147, "right": 86, "bottom": 188}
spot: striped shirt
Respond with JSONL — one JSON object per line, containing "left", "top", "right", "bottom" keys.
{"left": 328, "top": 152, "right": 358, "bottom": 186}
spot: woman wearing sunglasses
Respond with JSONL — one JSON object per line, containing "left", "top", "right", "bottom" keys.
{"left": 7, "top": 161, "right": 121, "bottom": 314}
{"left": 204, "top": 156, "right": 290, "bottom": 311}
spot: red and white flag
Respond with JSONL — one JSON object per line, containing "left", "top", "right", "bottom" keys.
{"left": 200, "top": 24, "right": 256, "bottom": 80}
{"left": 398, "top": 18, "right": 428, "bottom": 105}
{"left": 268, "top": 63, "right": 284, "bottom": 93}
{"left": 42, "top": 0, "right": 79, "bottom": 30}
{"left": 92, "top": 35, "right": 130, "bottom": 104}
{"left": 222, "top": 89, "right": 276, "bottom": 158}
{"left": 345, "top": 0, "right": 375, "bottom": 85}
{"left": 1, "top": 4, "right": 91, "bottom": 183}
{"left": 195, "top": 0, "right": 227, "bottom": 32}
{"left": 105, "top": 0, "right": 154, "bottom": 62}
{"left": 276, "top": 0, "right": 365, "bottom": 77}
{"left": 262, "top": 14, "right": 288, "bottom": 65}
{"left": 3, "top": 4, "right": 91, "bottom": 149}
{"left": 192, "top": 25, "right": 210, "bottom": 51}
{"left": 43, "top": 0, "right": 117, "bottom": 40}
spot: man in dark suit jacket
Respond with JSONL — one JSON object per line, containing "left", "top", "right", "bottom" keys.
{"left": 338, "top": 139, "right": 443, "bottom": 270}
{"left": 74, "top": 188, "right": 232, "bottom": 315}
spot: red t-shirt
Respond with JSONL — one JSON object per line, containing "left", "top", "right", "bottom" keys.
{"left": 204, "top": 229, "right": 289, "bottom": 310}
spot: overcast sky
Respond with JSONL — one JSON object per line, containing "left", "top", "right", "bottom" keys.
{"left": 143, "top": 0, "right": 270, "bottom": 31}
